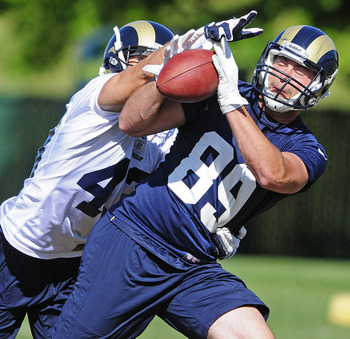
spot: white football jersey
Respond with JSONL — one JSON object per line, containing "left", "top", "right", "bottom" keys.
{"left": 0, "top": 74, "right": 177, "bottom": 259}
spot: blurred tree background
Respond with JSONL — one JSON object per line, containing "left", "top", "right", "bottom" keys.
{"left": 0, "top": 0, "right": 349, "bottom": 109}
{"left": 0, "top": 0, "right": 349, "bottom": 258}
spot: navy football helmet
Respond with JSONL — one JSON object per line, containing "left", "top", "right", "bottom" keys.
{"left": 99, "top": 20, "right": 174, "bottom": 75}
{"left": 252, "top": 25, "right": 339, "bottom": 112}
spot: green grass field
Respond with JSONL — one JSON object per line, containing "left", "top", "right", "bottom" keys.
{"left": 17, "top": 255, "right": 350, "bottom": 338}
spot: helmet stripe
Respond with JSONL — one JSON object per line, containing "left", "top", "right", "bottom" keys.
{"left": 291, "top": 26, "right": 324, "bottom": 49}
{"left": 306, "top": 35, "right": 336, "bottom": 64}
{"left": 275, "top": 25, "right": 304, "bottom": 45}
{"left": 128, "top": 21, "right": 156, "bottom": 46}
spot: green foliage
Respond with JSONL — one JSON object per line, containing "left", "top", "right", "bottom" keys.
{"left": 1, "top": 0, "right": 100, "bottom": 71}
{"left": 0, "top": 0, "right": 349, "bottom": 110}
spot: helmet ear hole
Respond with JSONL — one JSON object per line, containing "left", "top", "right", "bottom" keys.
{"left": 99, "top": 21, "right": 174, "bottom": 75}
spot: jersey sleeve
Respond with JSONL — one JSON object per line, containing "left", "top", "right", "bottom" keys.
{"left": 67, "top": 74, "right": 117, "bottom": 121}
{"left": 89, "top": 74, "right": 118, "bottom": 117}
{"left": 284, "top": 136, "right": 327, "bottom": 190}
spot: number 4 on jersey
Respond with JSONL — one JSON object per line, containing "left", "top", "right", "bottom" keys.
{"left": 76, "top": 158, "right": 150, "bottom": 217}
{"left": 76, "top": 159, "right": 130, "bottom": 217}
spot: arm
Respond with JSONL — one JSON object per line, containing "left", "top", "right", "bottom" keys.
{"left": 102, "top": 12, "right": 262, "bottom": 123}
{"left": 225, "top": 107, "right": 308, "bottom": 193}
{"left": 213, "top": 38, "right": 308, "bottom": 194}
{"left": 119, "top": 26, "right": 222, "bottom": 137}
{"left": 119, "top": 80, "right": 185, "bottom": 137}
{"left": 97, "top": 44, "right": 169, "bottom": 112}
{"left": 97, "top": 24, "right": 216, "bottom": 113}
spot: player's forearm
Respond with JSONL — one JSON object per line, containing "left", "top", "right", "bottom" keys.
{"left": 98, "top": 44, "right": 169, "bottom": 112}
{"left": 225, "top": 106, "right": 307, "bottom": 193}
{"left": 119, "top": 80, "right": 165, "bottom": 136}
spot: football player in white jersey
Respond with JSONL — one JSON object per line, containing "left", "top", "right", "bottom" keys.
{"left": 0, "top": 20, "right": 180, "bottom": 339}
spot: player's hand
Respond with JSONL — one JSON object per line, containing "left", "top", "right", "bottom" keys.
{"left": 204, "top": 10, "right": 263, "bottom": 42}
{"left": 213, "top": 226, "right": 247, "bottom": 260}
{"left": 183, "top": 27, "right": 214, "bottom": 50}
{"left": 164, "top": 29, "right": 213, "bottom": 63}
{"left": 212, "top": 37, "right": 248, "bottom": 114}
{"left": 143, "top": 29, "right": 214, "bottom": 79}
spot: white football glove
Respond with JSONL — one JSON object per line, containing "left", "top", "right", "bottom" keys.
{"left": 204, "top": 10, "right": 263, "bottom": 42}
{"left": 164, "top": 28, "right": 213, "bottom": 63}
{"left": 143, "top": 28, "right": 213, "bottom": 78}
{"left": 213, "top": 226, "right": 247, "bottom": 260}
{"left": 212, "top": 37, "right": 248, "bottom": 114}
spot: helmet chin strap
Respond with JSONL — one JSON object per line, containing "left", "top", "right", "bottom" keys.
{"left": 263, "top": 88, "right": 301, "bottom": 113}
{"left": 264, "top": 97, "right": 294, "bottom": 113}
{"left": 261, "top": 65, "right": 298, "bottom": 113}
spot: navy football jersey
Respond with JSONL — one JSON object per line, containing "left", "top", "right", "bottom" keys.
{"left": 111, "top": 81, "right": 327, "bottom": 265}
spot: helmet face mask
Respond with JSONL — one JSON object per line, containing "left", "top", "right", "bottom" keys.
{"left": 104, "top": 45, "right": 155, "bottom": 73}
{"left": 252, "top": 25, "right": 339, "bottom": 112}
{"left": 99, "top": 21, "right": 174, "bottom": 75}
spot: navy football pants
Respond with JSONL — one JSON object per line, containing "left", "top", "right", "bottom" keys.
{"left": 0, "top": 226, "right": 80, "bottom": 339}
{"left": 51, "top": 213, "right": 269, "bottom": 338}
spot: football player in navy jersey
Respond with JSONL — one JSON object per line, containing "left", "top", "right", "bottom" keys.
{"left": 52, "top": 17, "right": 338, "bottom": 339}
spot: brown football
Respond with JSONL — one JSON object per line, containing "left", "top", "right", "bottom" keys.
{"left": 157, "top": 49, "right": 218, "bottom": 103}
